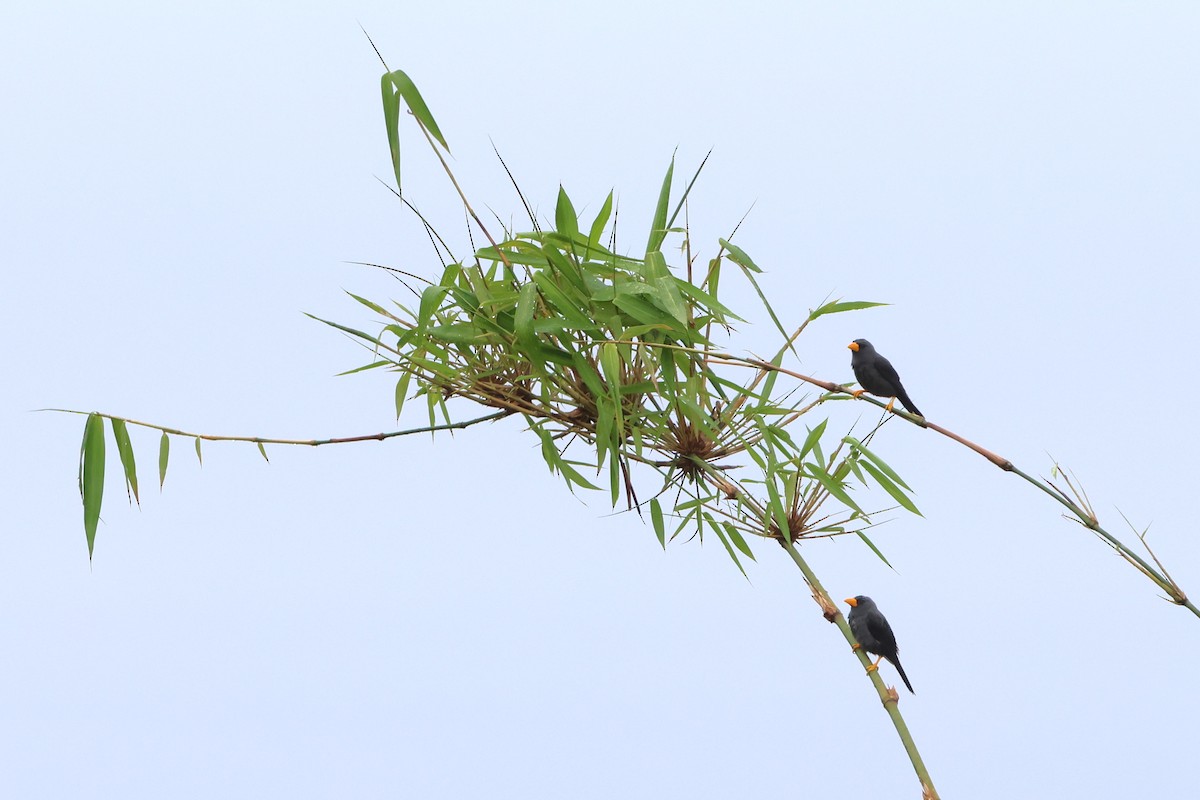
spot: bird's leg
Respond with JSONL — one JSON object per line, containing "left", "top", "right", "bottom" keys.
{"left": 866, "top": 655, "right": 884, "bottom": 674}
{"left": 851, "top": 389, "right": 866, "bottom": 399}
{"left": 884, "top": 398, "right": 896, "bottom": 412}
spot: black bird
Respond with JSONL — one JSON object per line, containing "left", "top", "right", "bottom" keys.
{"left": 848, "top": 339, "right": 922, "bottom": 417}
{"left": 844, "top": 595, "right": 915, "bottom": 694}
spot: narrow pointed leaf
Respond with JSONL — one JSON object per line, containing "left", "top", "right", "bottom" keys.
{"left": 394, "top": 371, "right": 413, "bottom": 420}
{"left": 856, "top": 530, "right": 894, "bottom": 569}
{"left": 808, "top": 299, "right": 887, "bottom": 321}
{"left": 646, "top": 157, "right": 675, "bottom": 253}
{"left": 799, "top": 419, "right": 829, "bottom": 461}
{"left": 380, "top": 72, "right": 403, "bottom": 189}
{"left": 719, "top": 239, "right": 761, "bottom": 273}
{"left": 858, "top": 459, "right": 922, "bottom": 515}
{"left": 384, "top": 69, "right": 449, "bottom": 151}
{"left": 158, "top": 432, "right": 169, "bottom": 489}
{"left": 722, "top": 522, "right": 756, "bottom": 561}
{"left": 721, "top": 237, "right": 790, "bottom": 344}
{"left": 555, "top": 185, "right": 579, "bottom": 241}
{"left": 645, "top": 251, "right": 688, "bottom": 323}
{"left": 804, "top": 461, "right": 862, "bottom": 514}
{"left": 588, "top": 191, "right": 614, "bottom": 248}
{"left": 110, "top": 418, "right": 139, "bottom": 505}
{"left": 335, "top": 360, "right": 392, "bottom": 377}
{"left": 80, "top": 413, "right": 106, "bottom": 559}
{"left": 708, "top": 513, "right": 747, "bottom": 577}
{"left": 194, "top": 437, "right": 203, "bottom": 466}
{"left": 650, "top": 498, "right": 666, "bottom": 549}
{"left": 844, "top": 436, "right": 912, "bottom": 490}
{"left": 256, "top": 441, "right": 269, "bottom": 463}
{"left": 558, "top": 460, "right": 601, "bottom": 492}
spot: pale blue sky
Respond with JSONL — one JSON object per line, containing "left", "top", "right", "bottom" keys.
{"left": 4, "top": 3, "right": 1198, "bottom": 798}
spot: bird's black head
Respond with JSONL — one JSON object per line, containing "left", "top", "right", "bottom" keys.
{"left": 847, "top": 339, "right": 874, "bottom": 353}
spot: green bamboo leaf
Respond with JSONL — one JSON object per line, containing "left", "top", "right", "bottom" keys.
{"left": 304, "top": 313, "right": 386, "bottom": 347}
{"left": 384, "top": 69, "right": 449, "bottom": 150}
{"left": 598, "top": 345, "right": 625, "bottom": 475}
{"left": 646, "top": 156, "right": 675, "bottom": 254}
{"left": 808, "top": 299, "right": 888, "bottom": 321}
{"left": 594, "top": 396, "right": 613, "bottom": 471}
{"left": 804, "top": 461, "right": 862, "bottom": 514}
{"left": 672, "top": 279, "right": 745, "bottom": 322}
{"left": 719, "top": 239, "right": 761, "bottom": 274}
{"left": 703, "top": 255, "right": 721, "bottom": 296}
{"left": 335, "top": 361, "right": 392, "bottom": 377}
{"left": 514, "top": 281, "right": 537, "bottom": 344}
{"left": 532, "top": 422, "right": 560, "bottom": 470}
{"left": 394, "top": 371, "right": 413, "bottom": 420}
{"left": 558, "top": 460, "right": 601, "bottom": 492}
{"left": 346, "top": 291, "right": 391, "bottom": 317}
{"left": 110, "top": 418, "right": 139, "bottom": 505}
{"left": 762, "top": 452, "right": 791, "bottom": 541}
{"left": 650, "top": 498, "right": 666, "bottom": 549}
{"left": 599, "top": 342, "right": 622, "bottom": 396}
{"left": 425, "top": 389, "right": 438, "bottom": 430}
{"left": 722, "top": 522, "right": 757, "bottom": 561}
{"left": 194, "top": 437, "right": 203, "bottom": 466}
{"left": 844, "top": 436, "right": 912, "bottom": 491}
{"left": 80, "top": 413, "right": 106, "bottom": 559}
{"left": 671, "top": 507, "right": 697, "bottom": 542}
{"left": 846, "top": 455, "right": 866, "bottom": 483}
{"left": 380, "top": 71, "right": 403, "bottom": 190}
{"left": 256, "top": 441, "right": 269, "bottom": 463}
{"left": 760, "top": 349, "right": 784, "bottom": 409}
{"left": 607, "top": 448, "right": 620, "bottom": 507}
{"left": 417, "top": 285, "right": 449, "bottom": 330}
{"left": 613, "top": 292, "right": 679, "bottom": 329}
{"left": 588, "top": 191, "right": 614, "bottom": 248}
{"left": 645, "top": 251, "right": 688, "bottom": 323}
{"left": 856, "top": 530, "right": 894, "bottom": 569}
{"left": 428, "top": 322, "right": 483, "bottom": 345}
{"left": 708, "top": 513, "right": 747, "bottom": 577}
{"left": 569, "top": 352, "right": 606, "bottom": 400}
{"left": 858, "top": 459, "right": 922, "bottom": 516}
{"left": 663, "top": 149, "right": 711, "bottom": 235}
{"left": 799, "top": 419, "right": 829, "bottom": 461}
{"left": 720, "top": 237, "right": 791, "bottom": 345}
{"left": 531, "top": 271, "right": 596, "bottom": 330}
{"left": 555, "top": 185, "right": 579, "bottom": 242}
{"left": 158, "top": 432, "right": 169, "bottom": 489}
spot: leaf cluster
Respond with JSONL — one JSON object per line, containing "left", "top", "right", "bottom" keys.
{"left": 316, "top": 155, "right": 917, "bottom": 576}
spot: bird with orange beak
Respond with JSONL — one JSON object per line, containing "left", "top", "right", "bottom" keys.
{"left": 847, "top": 339, "right": 923, "bottom": 417}
{"left": 844, "top": 595, "right": 914, "bottom": 694}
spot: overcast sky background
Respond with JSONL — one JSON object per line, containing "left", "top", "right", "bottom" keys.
{"left": 3, "top": 3, "right": 1198, "bottom": 798}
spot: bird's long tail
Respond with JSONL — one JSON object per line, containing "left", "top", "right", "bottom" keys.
{"left": 896, "top": 390, "right": 922, "bottom": 418}
{"left": 890, "top": 657, "right": 915, "bottom": 694}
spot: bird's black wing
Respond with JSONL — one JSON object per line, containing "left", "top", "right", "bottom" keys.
{"left": 871, "top": 354, "right": 903, "bottom": 393}
{"left": 873, "top": 354, "right": 922, "bottom": 416}
{"left": 865, "top": 611, "right": 899, "bottom": 656}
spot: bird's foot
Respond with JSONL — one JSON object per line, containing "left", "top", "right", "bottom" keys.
{"left": 851, "top": 643, "right": 862, "bottom": 652}
{"left": 884, "top": 398, "right": 896, "bottom": 412}
{"left": 865, "top": 663, "right": 879, "bottom": 674}
{"left": 851, "top": 389, "right": 865, "bottom": 398}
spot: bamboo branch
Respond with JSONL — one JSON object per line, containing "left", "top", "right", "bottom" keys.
{"left": 41, "top": 408, "right": 511, "bottom": 446}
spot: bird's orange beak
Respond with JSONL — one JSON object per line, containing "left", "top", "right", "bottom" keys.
{"left": 844, "top": 597, "right": 858, "bottom": 607}
{"left": 847, "top": 342, "right": 859, "bottom": 352}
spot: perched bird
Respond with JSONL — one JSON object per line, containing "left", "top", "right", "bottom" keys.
{"left": 848, "top": 339, "right": 923, "bottom": 417}
{"left": 844, "top": 595, "right": 915, "bottom": 694}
